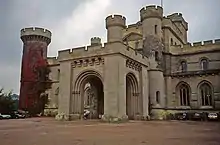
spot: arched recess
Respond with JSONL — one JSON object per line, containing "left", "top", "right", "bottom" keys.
{"left": 197, "top": 80, "right": 214, "bottom": 107}
{"left": 175, "top": 82, "right": 191, "bottom": 106}
{"left": 72, "top": 70, "right": 104, "bottom": 119}
{"left": 126, "top": 72, "right": 142, "bottom": 119}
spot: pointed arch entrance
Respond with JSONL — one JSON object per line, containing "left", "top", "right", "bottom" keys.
{"left": 126, "top": 72, "right": 142, "bottom": 119}
{"left": 73, "top": 70, "right": 104, "bottom": 119}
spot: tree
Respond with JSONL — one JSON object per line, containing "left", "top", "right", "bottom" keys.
{"left": 0, "top": 89, "right": 17, "bottom": 113}
{"left": 143, "top": 34, "right": 164, "bottom": 69}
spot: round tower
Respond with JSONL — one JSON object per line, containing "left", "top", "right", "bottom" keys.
{"left": 140, "top": 5, "right": 163, "bottom": 39}
{"left": 140, "top": 6, "right": 165, "bottom": 119}
{"left": 91, "top": 37, "right": 101, "bottom": 46}
{"left": 19, "top": 27, "right": 52, "bottom": 111}
{"left": 105, "top": 15, "right": 126, "bottom": 42}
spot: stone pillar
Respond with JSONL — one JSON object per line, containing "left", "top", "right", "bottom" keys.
{"left": 56, "top": 61, "right": 72, "bottom": 120}
{"left": 102, "top": 55, "right": 128, "bottom": 122}
{"left": 141, "top": 66, "right": 149, "bottom": 119}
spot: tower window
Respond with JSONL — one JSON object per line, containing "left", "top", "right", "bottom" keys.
{"left": 180, "top": 61, "right": 187, "bottom": 72}
{"left": 156, "top": 91, "right": 160, "bottom": 104}
{"left": 171, "top": 38, "right": 173, "bottom": 45}
{"left": 200, "top": 59, "right": 208, "bottom": 70}
{"left": 155, "top": 51, "right": 159, "bottom": 61}
{"left": 155, "top": 25, "right": 157, "bottom": 34}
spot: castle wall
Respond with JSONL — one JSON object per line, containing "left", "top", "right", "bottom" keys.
{"left": 47, "top": 65, "right": 59, "bottom": 108}
{"left": 170, "top": 50, "right": 220, "bottom": 73}
{"left": 168, "top": 75, "right": 220, "bottom": 109}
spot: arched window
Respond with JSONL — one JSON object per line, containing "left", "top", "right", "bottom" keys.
{"left": 181, "top": 61, "right": 187, "bottom": 72}
{"left": 200, "top": 83, "right": 212, "bottom": 106}
{"left": 155, "top": 25, "right": 157, "bottom": 34}
{"left": 170, "top": 38, "right": 173, "bottom": 45}
{"left": 179, "top": 84, "right": 190, "bottom": 106}
{"left": 200, "top": 59, "right": 208, "bottom": 70}
{"left": 156, "top": 91, "right": 160, "bottom": 104}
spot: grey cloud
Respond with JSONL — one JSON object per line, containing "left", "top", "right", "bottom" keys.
{"left": 0, "top": 0, "right": 219, "bottom": 94}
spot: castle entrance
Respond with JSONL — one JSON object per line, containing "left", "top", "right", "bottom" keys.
{"left": 126, "top": 73, "right": 141, "bottom": 119}
{"left": 73, "top": 70, "right": 104, "bottom": 119}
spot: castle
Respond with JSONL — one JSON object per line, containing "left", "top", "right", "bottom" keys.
{"left": 19, "top": 5, "right": 220, "bottom": 121}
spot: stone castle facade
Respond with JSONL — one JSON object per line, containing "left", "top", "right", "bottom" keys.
{"left": 20, "top": 5, "right": 220, "bottom": 121}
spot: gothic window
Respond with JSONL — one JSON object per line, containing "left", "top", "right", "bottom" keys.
{"left": 200, "top": 59, "right": 208, "bottom": 70}
{"left": 156, "top": 91, "right": 160, "bottom": 104}
{"left": 200, "top": 83, "right": 212, "bottom": 106}
{"left": 155, "top": 25, "right": 157, "bottom": 34}
{"left": 180, "top": 61, "right": 187, "bottom": 72}
{"left": 179, "top": 84, "right": 190, "bottom": 106}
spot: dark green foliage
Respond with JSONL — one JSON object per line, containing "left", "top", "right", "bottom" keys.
{"left": 0, "top": 89, "right": 18, "bottom": 113}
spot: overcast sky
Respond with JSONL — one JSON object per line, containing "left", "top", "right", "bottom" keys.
{"left": 0, "top": 0, "right": 220, "bottom": 94}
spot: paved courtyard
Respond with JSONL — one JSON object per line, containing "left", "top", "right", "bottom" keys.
{"left": 0, "top": 118, "right": 219, "bottom": 145}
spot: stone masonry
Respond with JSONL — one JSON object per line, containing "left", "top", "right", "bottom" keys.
{"left": 20, "top": 4, "right": 220, "bottom": 121}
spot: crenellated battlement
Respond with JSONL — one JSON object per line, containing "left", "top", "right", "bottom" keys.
{"left": 47, "top": 57, "right": 59, "bottom": 65}
{"left": 20, "top": 27, "right": 52, "bottom": 44}
{"left": 57, "top": 41, "right": 149, "bottom": 66}
{"left": 21, "top": 27, "right": 51, "bottom": 39}
{"left": 184, "top": 39, "right": 220, "bottom": 47}
{"left": 105, "top": 14, "right": 126, "bottom": 29}
{"left": 91, "top": 37, "right": 101, "bottom": 46}
{"left": 140, "top": 5, "right": 163, "bottom": 21}
{"left": 170, "top": 39, "right": 220, "bottom": 54}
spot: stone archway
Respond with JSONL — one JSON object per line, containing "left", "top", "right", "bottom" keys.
{"left": 73, "top": 70, "right": 104, "bottom": 119}
{"left": 126, "top": 72, "right": 141, "bottom": 119}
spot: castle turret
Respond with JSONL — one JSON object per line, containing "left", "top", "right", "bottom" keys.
{"left": 106, "top": 15, "right": 126, "bottom": 42}
{"left": 167, "top": 13, "right": 188, "bottom": 43}
{"left": 140, "top": 5, "right": 163, "bottom": 40}
{"left": 91, "top": 37, "right": 101, "bottom": 46}
{"left": 19, "top": 27, "right": 52, "bottom": 111}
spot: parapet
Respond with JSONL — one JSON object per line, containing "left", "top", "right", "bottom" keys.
{"left": 20, "top": 27, "right": 52, "bottom": 44}
{"left": 184, "top": 39, "right": 220, "bottom": 47}
{"left": 167, "top": 13, "right": 188, "bottom": 30}
{"left": 106, "top": 15, "right": 126, "bottom": 29}
{"left": 171, "top": 39, "right": 220, "bottom": 54}
{"left": 91, "top": 37, "right": 101, "bottom": 46}
{"left": 140, "top": 5, "right": 163, "bottom": 21}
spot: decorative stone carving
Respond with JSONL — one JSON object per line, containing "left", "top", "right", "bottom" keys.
{"left": 71, "top": 57, "right": 104, "bottom": 68}
{"left": 126, "top": 59, "right": 142, "bottom": 72}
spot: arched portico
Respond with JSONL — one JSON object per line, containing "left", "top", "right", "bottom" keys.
{"left": 72, "top": 70, "right": 104, "bottom": 119}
